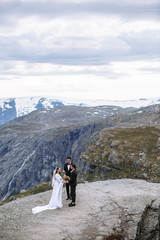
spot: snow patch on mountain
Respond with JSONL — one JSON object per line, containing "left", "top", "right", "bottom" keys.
{"left": 53, "top": 96, "right": 160, "bottom": 109}
{"left": 0, "top": 96, "right": 160, "bottom": 126}
{"left": 15, "top": 97, "right": 64, "bottom": 117}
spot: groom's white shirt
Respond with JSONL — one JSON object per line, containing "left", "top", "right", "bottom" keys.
{"left": 67, "top": 163, "right": 71, "bottom": 171}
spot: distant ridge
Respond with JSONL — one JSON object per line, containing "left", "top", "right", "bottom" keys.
{"left": 0, "top": 96, "right": 160, "bottom": 125}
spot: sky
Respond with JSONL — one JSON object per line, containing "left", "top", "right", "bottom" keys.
{"left": 0, "top": 0, "right": 160, "bottom": 100}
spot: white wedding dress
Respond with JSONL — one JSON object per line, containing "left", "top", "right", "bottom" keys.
{"left": 32, "top": 173, "right": 63, "bottom": 214}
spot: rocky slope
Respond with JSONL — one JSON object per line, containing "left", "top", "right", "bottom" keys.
{"left": 79, "top": 104, "right": 160, "bottom": 182}
{"left": 80, "top": 125, "right": 160, "bottom": 182}
{"left": 0, "top": 179, "right": 160, "bottom": 240}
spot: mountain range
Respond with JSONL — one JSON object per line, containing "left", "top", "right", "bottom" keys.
{"left": 0, "top": 102, "right": 160, "bottom": 202}
{"left": 0, "top": 96, "right": 160, "bottom": 125}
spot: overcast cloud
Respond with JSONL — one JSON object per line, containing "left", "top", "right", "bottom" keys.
{"left": 0, "top": 0, "right": 160, "bottom": 100}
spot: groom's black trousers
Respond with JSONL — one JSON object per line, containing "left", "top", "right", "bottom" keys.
{"left": 71, "top": 185, "right": 76, "bottom": 203}
{"left": 66, "top": 183, "right": 70, "bottom": 198}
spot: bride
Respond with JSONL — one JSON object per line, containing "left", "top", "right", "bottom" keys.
{"left": 32, "top": 167, "right": 67, "bottom": 214}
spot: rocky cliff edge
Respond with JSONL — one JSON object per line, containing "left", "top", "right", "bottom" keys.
{"left": 0, "top": 179, "right": 160, "bottom": 240}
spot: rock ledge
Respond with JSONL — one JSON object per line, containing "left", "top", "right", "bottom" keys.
{"left": 0, "top": 179, "right": 160, "bottom": 240}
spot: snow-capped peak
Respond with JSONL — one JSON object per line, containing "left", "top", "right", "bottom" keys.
{"left": 0, "top": 96, "right": 160, "bottom": 126}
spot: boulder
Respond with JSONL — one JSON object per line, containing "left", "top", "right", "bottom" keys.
{"left": 110, "top": 140, "right": 120, "bottom": 148}
{"left": 20, "top": 189, "right": 27, "bottom": 193}
{"left": 108, "top": 150, "right": 120, "bottom": 164}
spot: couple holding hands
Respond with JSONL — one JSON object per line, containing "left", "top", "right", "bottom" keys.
{"left": 32, "top": 157, "right": 77, "bottom": 214}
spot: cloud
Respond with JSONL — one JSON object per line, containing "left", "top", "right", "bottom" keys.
{"left": 0, "top": 0, "right": 159, "bottom": 66}
{"left": 0, "top": 27, "right": 159, "bottom": 65}
{"left": 0, "top": 0, "right": 160, "bottom": 21}
{"left": 0, "top": 0, "right": 160, "bottom": 100}
{"left": 0, "top": 69, "right": 160, "bottom": 100}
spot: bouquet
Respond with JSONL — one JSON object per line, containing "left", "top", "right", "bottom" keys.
{"left": 63, "top": 174, "right": 70, "bottom": 181}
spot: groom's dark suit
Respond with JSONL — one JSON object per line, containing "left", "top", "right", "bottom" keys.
{"left": 64, "top": 162, "right": 72, "bottom": 198}
{"left": 69, "top": 169, "right": 77, "bottom": 203}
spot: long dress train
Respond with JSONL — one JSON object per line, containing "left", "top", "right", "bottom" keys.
{"left": 32, "top": 173, "right": 63, "bottom": 214}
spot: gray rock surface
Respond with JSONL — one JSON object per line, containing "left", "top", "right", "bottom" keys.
{"left": 0, "top": 179, "right": 160, "bottom": 240}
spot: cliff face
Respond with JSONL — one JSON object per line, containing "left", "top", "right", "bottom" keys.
{"left": 2, "top": 105, "right": 121, "bottom": 200}
{"left": 0, "top": 179, "right": 160, "bottom": 240}
{"left": 0, "top": 104, "right": 160, "bottom": 201}
{"left": 0, "top": 122, "right": 100, "bottom": 201}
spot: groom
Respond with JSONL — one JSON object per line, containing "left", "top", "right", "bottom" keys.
{"left": 68, "top": 163, "right": 77, "bottom": 207}
{"left": 63, "top": 156, "right": 72, "bottom": 200}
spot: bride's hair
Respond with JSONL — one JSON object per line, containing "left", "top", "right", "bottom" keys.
{"left": 55, "top": 167, "right": 61, "bottom": 175}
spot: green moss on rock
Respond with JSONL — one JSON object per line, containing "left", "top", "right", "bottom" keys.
{"left": 80, "top": 125, "right": 160, "bottom": 183}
